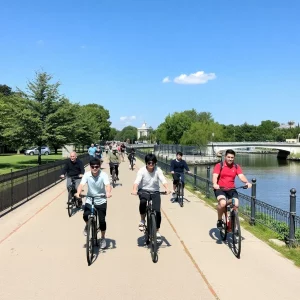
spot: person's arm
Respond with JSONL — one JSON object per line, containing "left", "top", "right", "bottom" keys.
{"left": 60, "top": 161, "right": 68, "bottom": 178}
{"left": 79, "top": 160, "right": 85, "bottom": 176}
{"left": 103, "top": 174, "right": 112, "bottom": 198}
{"left": 158, "top": 168, "right": 170, "bottom": 194}
{"left": 75, "top": 173, "right": 88, "bottom": 198}
{"left": 170, "top": 160, "right": 174, "bottom": 173}
{"left": 237, "top": 174, "right": 252, "bottom": 188}
{"left": 132, "top": 169, "right": 143, "bottom": 194}
{"left": 183, "top": 161, "right": 191, "bottom": 173}
{"left": 212, "top": 163, "right": 221, "bottom": 189}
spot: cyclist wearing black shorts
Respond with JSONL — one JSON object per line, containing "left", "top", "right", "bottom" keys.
{"left": 170, "top": 151, "right": 191, "bottom": 195}
{"left": 212, "top": 149, "right": 252, "bottom": 230}
{"left": 127, "top": 147, "right": 136, "bottom": 169}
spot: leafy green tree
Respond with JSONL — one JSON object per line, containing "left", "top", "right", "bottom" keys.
{"left": 0, "top": 84, "right": 13, "bottom": 96}
{"left": 180, "top": 121, "right": 224, "bottom": 147}
{"left": 108, "top": 128, "right": 118, "bottom": 141}
{"left": 116, "top": 126, "right": 137, "bottom": 142}
{"left": 164, "top": 112, "right": 193, "bottom": 144}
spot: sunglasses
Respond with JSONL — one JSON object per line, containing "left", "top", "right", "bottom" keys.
{"left": 90, "top": 165, "right": 100, "bottom": 169}
{"left": 147, "top": 161, "right": 155, "bottom": 165}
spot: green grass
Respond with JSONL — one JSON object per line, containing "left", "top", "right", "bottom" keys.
{"left": 0, "top": 154, "right": 65, "bottom": 174}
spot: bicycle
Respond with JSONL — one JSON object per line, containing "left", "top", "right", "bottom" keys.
{"left": 111, "top": 164, "right": 118, "bottom": 188}
{"left": 129, "top": 154, "right": 135, "bottom": 170}
{"left": 67, "top": 176, "right": 82, "bottom": 217}
{"left": 172, "top": 172, "right": 185, "bottom": 207}
{"left": 82, "top": 194, "right": 106, "bottom": 266}
{"left": 135, "top": 191, "right": 167, "bottom": 263}
{"left": 218, "top": 185, "right": 247, "bottom": 258}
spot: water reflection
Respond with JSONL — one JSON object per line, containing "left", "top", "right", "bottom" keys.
{"left": 190, "top": 153, "right": 300, "bottom": 213}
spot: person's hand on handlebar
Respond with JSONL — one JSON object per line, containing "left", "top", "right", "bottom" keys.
{"left": 213, "top": 183, "right": 220, "bottom": 190}
{"left": 106, "top": 192, "right": 112, "bottom": 198}
{"left": 244, "top": 182, "right": 252, "bottom": 189}
{"left": 60, "top": 175, "right": 65, "bottom": 179}
{"left": 74, "top": 193, "right": 80, "bottom": 198}
{"left": 164, "top": 190, "right": 171, "bottom": 195}
{"left": 131, "top": 190, "right": 138, "bottom": 195}
{"left": 170, "top": 171, "right": 174, "bottom": 174}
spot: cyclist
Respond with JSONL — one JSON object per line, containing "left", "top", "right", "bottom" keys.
{"left": 108, "top": 146, "right": 121, "bottom": 180}
{"left": 127, "top": 147, "right": 136, "bottom": 169}
{"left": 95, "top": 145, "right": 103, "bottom": 161}
{"left": 105, "top": 144, "right": 109, "bottom": 156}
{"left": 131, "top": 153, "right": 170, "bottom": 243}
{"left": 212, "top": 149, "right": 252, "bottom": 230}
{"left": 170, "top": 151, "right": 192, "bottom": 196}
{"left": 88, "top": 143, "right": 97, "bottom": 161}
{"left": 120, "top": 143, "right": 126, "bottom": 162}
{"left": 75, "top": 158, "right": 111, "bottom": 249}
{"left": 60, "top": 151, "right": 84, "bottom": 204}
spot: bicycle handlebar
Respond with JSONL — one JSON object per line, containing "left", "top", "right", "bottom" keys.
{"left": 218, "top": 185, "right": 248, "bottom": 191}
{"left": 136, "top": 191, "right": 167, "bottom": 196}
{"left": 79, "top": 194, "right": 106, "bottom": 198}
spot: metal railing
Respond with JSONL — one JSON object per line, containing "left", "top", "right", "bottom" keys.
{"left": 134, "top": 148, "right": 300, "bottom": 246}
{"left": 154, "top": 144, "right": 211, "bottom": 156}
{"left": 0, "top": 154, "right": 90, "bottom": 215}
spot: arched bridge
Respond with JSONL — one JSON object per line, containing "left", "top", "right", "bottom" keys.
{"left": 208, "top": 142, "right": 300, "bottom": 159}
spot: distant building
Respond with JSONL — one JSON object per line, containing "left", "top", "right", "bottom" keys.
{"left": 137, "top": 122, "right": 151, "bottom": 140}
{"left": 279, "top": 123, "right": 297, "bottom": 129}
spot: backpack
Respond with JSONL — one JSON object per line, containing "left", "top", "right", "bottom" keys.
{"left": 217, "top": 161, "right": 238, "bottom": 184}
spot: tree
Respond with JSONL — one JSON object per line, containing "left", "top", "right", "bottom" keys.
{"left": 164, "top": 112, "right": 193, "bottom": 144}
{"left": 75, "top": 104, "right": 111, "bottom": 149}
{"left": 0, "top": 84, "right": 13, "bottom": 96}
{"left": 116, "top": 126, "right": 137, "bottom": 142}
{"left": 108, "top": 128, "right": 118, "bottom": 141}
{"left": 180, "top": 121, "right": 224, "bottom": 147}
{"left": 18, "top": 71, "right": 64, "bottom": 164}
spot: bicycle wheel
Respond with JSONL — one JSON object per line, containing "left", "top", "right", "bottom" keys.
{"left": 178, "top": 182, "right": 184, "bottom": 207}
{"left": 112, "top": 169, "right": 116, "bottom": 188}
{"left": 86, "top": 218, "right": 96, "bottom": 266}
{"left": 67, "top": 190, "right": 74, "bottom": 217}
{"left": 131, "top": 159, "right": 133, "bottom": 170}
{"left": 231, "top": 210, "right": 242, "bottom": 258}
{"left": 219, "top": 212, "right": 227, "bottom": 241}
{"left": 150, "top": 214, "right": 158, "bottom": 263}
{"left": 144, "top": 211, "right": 150, "bottom": 245}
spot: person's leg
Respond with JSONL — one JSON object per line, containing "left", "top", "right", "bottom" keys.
{"left": 83, "top": 204, "right": 92, "bottom": 235}
{"left": 152, "top": 193, "right": 162, "bottom": 230}
{"left": 96, "top": 203, "right": 107, "bottom": 239}
{"left": 139, "top": 192, "right": 147, "bottom": 230}
{"left": 115, "top": 165, "right": 119, "bottom": 179}
{"left": 214, "top": 190, "right": 227, "bottom": 229}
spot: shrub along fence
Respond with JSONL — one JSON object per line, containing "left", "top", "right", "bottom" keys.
{"left": 0, "top": 154, "right": 90, "bottom": 215}
{"left": 134, "top": 149, "right": 300, "bottom": 247}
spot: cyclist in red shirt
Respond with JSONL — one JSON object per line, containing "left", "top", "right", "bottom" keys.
{"left": 212, "top": 149, "right": 252, "bottom": 230}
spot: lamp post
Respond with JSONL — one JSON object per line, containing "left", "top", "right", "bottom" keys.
{"left": 211, "top": 132, "right": 215, "bottom": 156}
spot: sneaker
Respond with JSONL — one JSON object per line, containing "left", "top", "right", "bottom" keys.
{"left": 100, "top": 238, "right": 107, "bottom": 249}
{"left": 156, "top": 232, "right": 162, "bottom": 243}
{"left": 116, "top": 177, "right": 119, "bottom": 181}
{"left": 83, "top": 225, "right": 88, "bottom": 236}
{"left": 217, "top": 220, "right": 223, "bottom": 230}
{"left": 139, "top": 221, "right": 145, "bottom": 231}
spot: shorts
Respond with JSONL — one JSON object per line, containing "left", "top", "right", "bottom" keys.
{"left": 172, "top": 173, "right": 185, "bottom": 184}
{"left": 214, "top": 189, "right": 238, "bottom": 201}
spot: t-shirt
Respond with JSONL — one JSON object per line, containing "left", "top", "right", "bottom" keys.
{"left": 170, "top": 159, "right": 190, "bottom": 174}
{"left": 108, "top": 151, "right": 120, "bottom": 164}
{"left": 61, "top": 159, "right": 85, "bottom": 177}
{"left": 88, "top": 146, "right": 97, "bottom": 156}
{"left": 213, "top": 161, "right": 243, "bottom": 189}
{"left": 134, "top": 166, "right": 167, "bottom": 191}
{"left": 80, "top": 171, "right": 110, "bottom": 205}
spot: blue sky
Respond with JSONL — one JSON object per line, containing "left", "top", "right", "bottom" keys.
{"left": 1, "top": 0, "right": 300, "bottom": 130}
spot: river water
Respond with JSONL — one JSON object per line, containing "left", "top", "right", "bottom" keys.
{"left": 191, "top": 153, "right": 300, "bottom": 213}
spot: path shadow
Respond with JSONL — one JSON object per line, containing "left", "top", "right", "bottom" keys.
{"left": 170, "top": 195, "right": 190, "bottom": 205}
{"left": 83, "top": 238, "right": 117, "bottom": 266}
{"left": 137, "top": 235, "right": 172, "bottom": 249}
{"left": 209, "top": 227, "right": 246, "bottom": 258}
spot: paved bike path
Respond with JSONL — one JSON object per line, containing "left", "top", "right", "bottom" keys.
{"left": 0, "top": 156, "right": 300, "bottom": 300}
{"left": 0, "top": 159, "right": 213, "bottom": 300}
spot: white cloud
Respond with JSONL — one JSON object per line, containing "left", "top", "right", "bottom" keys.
{"left": 120, "top": 115, "right": 136, "bottom": 122}
{"left": 174, "top": 71, "right": 216, "bottom": 85}
{"left": 162, "top": 76, "right": 171, "bottom": 83}
{"left": 162, "top": 71, "right": 216, "bottom": 85}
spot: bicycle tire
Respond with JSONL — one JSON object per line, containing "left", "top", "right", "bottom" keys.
{"left": 220, "top": 212, "right": 227, "bottom": 241}
{"left": 67, "top": 190, "right": 74, "bottom": 217}
{"left": 112, "top": 169, "right": 116, "bottom": 188}
{"left": 131, "top": 159, "right": 134, "bottom": 170}
{"left": 179, "top": 182, "right": 184, "bottom": 207}
{"left": 231, "top": 210, "right": 242, "bottom": 258}
{"left": 145, "top": 211, "right": 150, "bottom": 245}
{"left": 150, "top": 214, "right": 158, "bottom": 263}
{"left": 86, "top": 218, "right": 96, "bottom": 266}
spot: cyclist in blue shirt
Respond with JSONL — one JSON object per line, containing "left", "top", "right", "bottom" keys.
{"left": 88, "top": 143, "right": 97, "bottom": 160}
{"left": 170, "top": 151, "right": 192, "bottom": 195}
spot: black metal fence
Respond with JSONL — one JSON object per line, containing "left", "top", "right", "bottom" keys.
{"left": 0, "top": 154, "right": 90, "bottom": 215}
{"left": 135, "top": 149, "right": 300, "bottom": 246}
